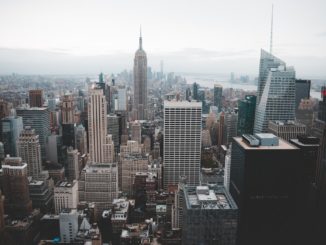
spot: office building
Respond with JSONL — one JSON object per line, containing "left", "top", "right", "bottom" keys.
{"left": 2, "top": 157, "right": 33, "bottom": 218}
{"left": 61, "top": 94, "right": 75, "bottom": 124}
{"left": 163, "top": 100, "right": 202, "bottom": 188}
{"left": 17, "top": 126, "right": 42, "bottom": 178}
{"left": 0, "top": 99, "right": 11, "bottom": 120}
{"left": 28, "top": 179, "right": 53, "bottom": 212}
{"left": 59, "top": 209, "right": 79, "bottom": 243}
{"left": 230, "top": 134, "right": 303, "bottom": 245}
{"left": 237, "top": 95, "right": 256, "bottom": 135}
{"left": 88, "top": 84, "right": 108, "bottom": 163}
{"left": 133, "top": 30, "right": 148, "bottom": 120}
{"left": 79, "top": 163, "right": 118, "bottom": 218}
{"left": 182, "top": 185, "right": 238, "bottom": 245}
{"left": 117, "top": 86, "right": 127, "bottom": 111}
{"left": 46, "top": 134, "right": 65, "bottom": 164}
{"left": 0, "top": 190, "right": 4, "bottom": 231}
{"left": 224, "top": 147, "right": 231, "bottom": 191}
{"left": 54, "top": 180, "right": 78, "bottom": 214}
{"left": 295, "top": 79, "right": 310, "bottom": 109}
{"left": 121, "top": 153, "right": 149, "bottom": 195}
{"left": 268, "top": 120, "right": 306, "bottom": 141}
{"left": 318, "top": 86, "right": 326, "bottom": 122}
{"left": 254, "top": 50, "right": 296, "bottom": 133}
{"left": 74, "top": 124, "right": 87, "bottom": 155}
{"left": 29, "top": 89, "right": 44, "bottom": 107}
{"left": 225, "top": 110, "right": 238, "bottom": 145}
{"left": 102, "top": 134, "right": 115, "bottom": 164}
{"left": 192, "top": 82, "right": 199, "bottom": 101}
{"left": 107, "top": 114, "right": 120, "bottom": 148}
{"left": 66, "top": 147, "right": 80, "bottom": 181}
{"left": 131, "top": 121, "right": 141, "bottom": 144}
{"left": 1, "top": 116, "right": 23, "bottom": 157}
{"left": 16, "top": 107, "right": 51, "bottom": 160}
{"left": 213, "top": 84, "right": 223, "bottom": 112}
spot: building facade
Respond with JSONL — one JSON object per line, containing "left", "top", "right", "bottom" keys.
{"left": 163, "top": 100, "right": 202, "bottom": 188}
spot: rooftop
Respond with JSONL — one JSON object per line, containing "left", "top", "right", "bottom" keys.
{"left": 164, "top": 100, "right": 202, "bottom": 108}
{"left": 184, "top": 185, "right": 237, "bottom": 210}
{"left": 234, "top": 136, "right": 298, "bottom": 150}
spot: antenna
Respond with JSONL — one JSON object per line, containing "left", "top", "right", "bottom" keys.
{"left": 270, "top": 4, "right": 274, "bottom": 54}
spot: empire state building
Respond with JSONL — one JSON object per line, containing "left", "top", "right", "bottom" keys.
{"left": 133, "top": 30, "right": 147, "bottom": 120}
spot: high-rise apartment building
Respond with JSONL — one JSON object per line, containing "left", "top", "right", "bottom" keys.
{"left": 163, "top": 100, "right": 202, "bottom": 188}
{"left": 133, "top": 30, "right": 147, "bottom": 120}
{"left": 29, "top": 89, "right": 44, "bottom": 107}
{"left": 17, "top": 126, "right": 42, "bottom": 178}
{"left": 16, "top": 107, "right": 51, "bottom": 160}
{"left": 54, "top": 180, "right": 78, "bottom": 214}
{"left": 295, "top": 79, "right": 310, "bottom": 110}
{"left": 230, "top": 134, "right": 303, "bottom": 245}
{"left": 88, "top": 84, "right": 108, "bottom": 163}
{"left": 2, "top": 157, "right": 33, "bottom": 218}
{"left": 1, "top": 116, "right": 23, "bottom": 157}
{"left": 213, "top": 84, "right": 223, "bottom": 112}
{"left": 254, "top": 50, "right": 296, "bottom": 133}
{"left": 237, "top": 95, "right": 256, "bottom": 135}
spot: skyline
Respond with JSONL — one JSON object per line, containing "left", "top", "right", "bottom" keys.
{"left": 0, "top": 0, "right": 326, "bottom": 78}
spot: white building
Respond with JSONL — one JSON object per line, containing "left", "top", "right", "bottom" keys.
{"left": 54, "top": 180, "right": 78, "bottom": 214}
{"left": 163, "top": 100, "right": 202, "bottom": 188}
{"left": 59, "top": 209, "right": 79, "bottom": 243}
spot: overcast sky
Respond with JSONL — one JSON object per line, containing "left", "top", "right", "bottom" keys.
{"left": 0, "top": 0, "right": 325, "bottom": 78}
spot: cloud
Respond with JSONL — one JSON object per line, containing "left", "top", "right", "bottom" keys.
{"left": 316, "top": 31, "right": 326, "bottom": 37}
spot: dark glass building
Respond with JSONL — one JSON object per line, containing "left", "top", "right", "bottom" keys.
{"left": 213, "top": 84, "right": 223, "bottom": 112}
{"left": 295, "top": 79, "right": 310, "bottom": 109}
{"left": 230, "top": 133, "right": 303, "bottom": 245}
{"left": 237, "top": 95, "right": 256, "bottom": 135}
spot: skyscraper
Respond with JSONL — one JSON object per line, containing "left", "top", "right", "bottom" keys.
{"left": 29, "top": 89, "right": 44, "bottom": 107}
{"left": 17, "top": 126, "right": 42, "bottom": 179}
{"left": 295, "top": 79, "right": 311, "bottom": 110}
{"left": 131, "top": 121, "right": 141, "bottom": 144}
{"left": 254, "top": 50, "right": 296, "bottom": 133}
{"left": 133, "top": 29, "right": 147, "bottom": 120}
{"left": 74, "top": 124, "right": 87, "bottom": 155}
{"left": 16, "top": 107, "right": 51, "bottom": 160}
{"left": 2, "top": 157, "right": 33, "bottom": 218}
{"left": 230, "top": 134, "right": 303, "bottom": 245}
{"left": 213, "top": 84, "right": 223, "bottom": 112}
{"left": 318, "top": 86, "right": 326, "bottom": 122}
{"left": 163, "top": 100, "right": 202, "bottom": 188}
{"left": 61, "top": 94, "right": 75, "bottom": 124}
{"left": 1, "top": 116, "right": 23, "bottom": 157}
{"left": 66, "top": 147, "right": 79, "bottom": 181}
{"left": 88, "top": 84, "right": 108, "bottom": 163}
{"left": 237, "top": 95, "right": 256, "bottom": 135}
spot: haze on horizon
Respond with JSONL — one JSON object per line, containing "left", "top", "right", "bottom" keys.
{"left": 0, "top": 0, "right": 325, "bottom": 78}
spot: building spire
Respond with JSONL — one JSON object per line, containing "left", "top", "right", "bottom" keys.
{"left": 270, "top": 4, "right": 274, "bottom": 54}
{"left": 139, "top": 25, "right": 142, "bottom": 50}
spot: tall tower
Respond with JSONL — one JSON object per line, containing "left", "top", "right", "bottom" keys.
{"left": 17, "top": 126, "right": 42, "bottom": 178}
{"left": 2, "top": 157, "right": 32, "bottom": 218}
{"left": 213, "top": 84, "right": 223, "bottom": 112}
{"left": 88, "top": 84, "right": 108, "bottom": 163}
{"left": 163, "top": 100, "right": 202, "bottom": 189}
{"left": 254, "top": 50, "right": 296, "bottom": 133}
{"left": 61, "top": 94, "right": 74, "bottom": 124}
{"left": 133, "top": 28, "right": 148, "bottom": 120}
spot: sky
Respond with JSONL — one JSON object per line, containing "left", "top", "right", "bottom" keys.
{"left": 0, "top": 0, "right": 325, "bottom": 78}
